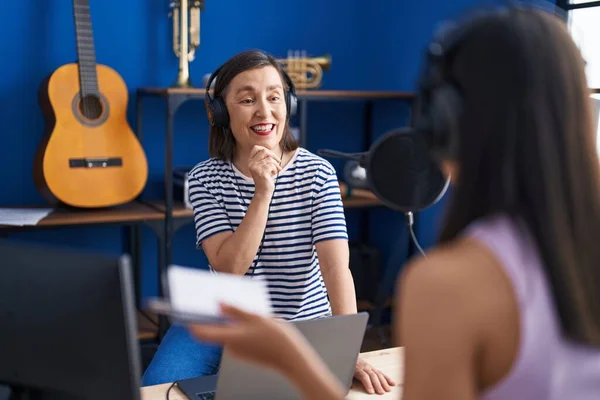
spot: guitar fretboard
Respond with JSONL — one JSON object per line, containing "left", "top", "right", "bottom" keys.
{"left": 73, "top": 0, "right": 98, "bottom": 96}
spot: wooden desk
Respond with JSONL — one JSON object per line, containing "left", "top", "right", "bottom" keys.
{"left": 140, "top": 347, "right": 404, "bottom": 400}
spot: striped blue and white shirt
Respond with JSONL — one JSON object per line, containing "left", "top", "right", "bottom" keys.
{"left": 188, "top": 147, "right": 348, "bottom": 321}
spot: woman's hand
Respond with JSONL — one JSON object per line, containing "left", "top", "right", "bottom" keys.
{"left": 187, "top": 303, "right": 306, "bottom": 374}
{"left": 248, "top": 145, "right": 282, "bottom": 196}
{"left": 354, "top": 358, "right": 396, "bottom": 394}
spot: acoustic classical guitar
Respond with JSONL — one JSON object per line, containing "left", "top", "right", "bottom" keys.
{"left": 34, "top": 0, "right": 148, "bottom": 208}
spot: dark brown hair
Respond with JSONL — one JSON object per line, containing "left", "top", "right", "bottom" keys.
{"left": 438, "top": 8, "right": 600, "bottom": 345}
{"left": 206, "top": 49, "right": 299, "bottom": 161}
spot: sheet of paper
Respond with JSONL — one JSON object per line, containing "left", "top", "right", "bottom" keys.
{"left": 0, "top": 208, "right": 53, "bottom": 226}
{"left": 167, "top": 265, "right": 272, "bottom": 320}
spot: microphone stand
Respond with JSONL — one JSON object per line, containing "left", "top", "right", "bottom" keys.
{"left": 369, "top": 209, "right": 426, "bottom": 346}
{"left": 316, "top": 143, "right": 434, "bottom": 344}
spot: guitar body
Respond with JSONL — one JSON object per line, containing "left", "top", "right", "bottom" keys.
{"left": 34, "top": 63, "right": 148, "bottom": 208}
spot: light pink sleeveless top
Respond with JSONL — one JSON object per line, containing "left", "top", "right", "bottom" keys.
{"left": 464, "top": 215, "right": 600, "bottom": 400}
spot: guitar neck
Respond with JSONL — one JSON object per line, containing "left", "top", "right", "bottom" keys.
{"left": 73, "top": 0, "right": 99, "bottom": 96}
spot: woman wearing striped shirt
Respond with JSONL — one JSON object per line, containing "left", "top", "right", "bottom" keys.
{"left": 142, "top": 49, "right": 395, "bottom": 394}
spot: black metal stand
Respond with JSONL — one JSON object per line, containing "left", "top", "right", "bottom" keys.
{"left": 136, "top": 90, "right": 207, "bottom": 339}
{"left": 367, "top": 96, "right": 420, "bottom": 343}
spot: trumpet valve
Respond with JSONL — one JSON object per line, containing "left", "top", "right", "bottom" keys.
{"left": 279, "top": 50, "right": 330, "bottom": 90}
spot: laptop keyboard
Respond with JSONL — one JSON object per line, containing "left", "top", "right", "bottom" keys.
{"left": 196, "top": 391, "right": 216, "bottom": 400}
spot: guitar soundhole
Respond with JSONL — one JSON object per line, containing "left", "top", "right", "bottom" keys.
{"left": 71, "top": 92, "right": 110, "bottom": 127}
{"left": 79, "top": 94, "right": 103, "bottom": 120}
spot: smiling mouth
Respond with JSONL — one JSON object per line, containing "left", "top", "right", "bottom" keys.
{"left": 251, "top": 124, "right": 275, "bottom": 135}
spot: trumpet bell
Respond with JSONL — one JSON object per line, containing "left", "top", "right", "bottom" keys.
{"left": 278, "top": 51, "right": 332, "bottom": 90}
{"left": 169, "top": 0, "right": 205, "bottom": 88}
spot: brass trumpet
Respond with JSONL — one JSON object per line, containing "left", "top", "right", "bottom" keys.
{"left": 278, "top": 51, "right": 331, "bottom": 90}
{"left": 169, "top": 0, "right": 205, "bottom": 87}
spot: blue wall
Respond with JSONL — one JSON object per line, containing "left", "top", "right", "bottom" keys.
{"left": 0, "top": 0, "right": 494, "bottom": 302}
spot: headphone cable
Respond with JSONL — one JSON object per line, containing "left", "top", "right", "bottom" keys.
{"left": 165, "top": 381, "right": 177, "bottom": 400}
{"left": 406, "top": 211, "right": 426, "bottom": 257}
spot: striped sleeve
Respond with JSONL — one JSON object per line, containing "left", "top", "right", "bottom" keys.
{"left": 188, "top": 174, "right": 233, "bottom": 248}
{"left": 311, "top": 164, "right": 349, "bottom": 245}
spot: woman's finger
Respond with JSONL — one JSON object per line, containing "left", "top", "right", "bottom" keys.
{"left": 187, "top": 324, "right": 236, "bottom": 344}
{"left": 250, "top": 147, "right": 281, "bottom": 165}
{"left": 264, "top": 157, "right": 283, "bottom": 170}
{"left": 355, "top": 370, "right": 374, "bottom": 394}
{"left": 249, "top": 146, "right": 266, "bottom": 160}
{"left": 376, "top": 370, "right": 392, "bottom": 391}
{"left": 367, "top": 370, "right": 385, "bottom": 394}
{"left": 219, "top": 303, "right": 260, "bottom": 322}
{"left": 383, "top": 371, "right": 396, "bottom": 386}
{"left": 255, "top": 160, "right": 281, "bottom": 177}
{"left": 261, "top": 148, "right": 282, "bottom": 164}
{"left": 251, "top": 156, "right": 281, "bottom": 169}
{"left": 250, "top": 158, "right": 281, "bottom": 174}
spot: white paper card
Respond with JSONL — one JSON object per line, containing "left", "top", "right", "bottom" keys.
{"left": 0, "top": 208, "right": 53, "bottom": 226}
{"left": 167, "top": 265, "right": 272, "bottom": 321}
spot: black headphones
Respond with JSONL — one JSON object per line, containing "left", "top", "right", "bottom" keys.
{"left": 412, "top": 8, "right": 498, "bottom": 162}
{"left": 412, "top": 2, "right": 562, "bottom": 162}
{"left": 204, "top": 52, "right": 298, "bottom": 129}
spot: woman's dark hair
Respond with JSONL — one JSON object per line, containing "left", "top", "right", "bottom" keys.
{"left": 439, "top": 8, "right": 600, "bottom": 345}
{"left": 207, "top": 49, "right": 299, "bottom": 161}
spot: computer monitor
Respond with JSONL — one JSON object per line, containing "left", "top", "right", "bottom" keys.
{"left": 0, "top": 239, "right": 142, "bottom": 400}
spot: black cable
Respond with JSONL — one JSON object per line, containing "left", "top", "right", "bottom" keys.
{"left": 166, "top": 381, "right": 177, "bottom": 400}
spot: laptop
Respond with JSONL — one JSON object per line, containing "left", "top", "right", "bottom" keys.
{"left": 176, "top": 312, "right": 369, "bottom": 400}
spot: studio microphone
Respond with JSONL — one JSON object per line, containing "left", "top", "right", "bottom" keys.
{"left": 318, "top": 127, "right": 451, "bottom": 256}
{"left": 319, "top": 127, "right": 449, "bottom": 214}
{"left": 317, "top": 149, "right": 370, "bottom": 189}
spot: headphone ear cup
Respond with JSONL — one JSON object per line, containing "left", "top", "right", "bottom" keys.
{"left": 286, "top": 92, "right": 297, "bottom": 120}
{"left": 209, "top": 96, "right": 230, "bottom": 129}
{"left": 205, "top": 98, "right": 217, "bottom": 127}
{"left": 429, "top": 84, "right": 462, "bottom": 159}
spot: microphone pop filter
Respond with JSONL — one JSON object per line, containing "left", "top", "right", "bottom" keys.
{"left": 364, "top": 127, "right": 449, "bottom": 213}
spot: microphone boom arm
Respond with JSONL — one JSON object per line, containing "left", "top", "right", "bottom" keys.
{"left": 317, "top": 149, "right": 366, "bottom": 164}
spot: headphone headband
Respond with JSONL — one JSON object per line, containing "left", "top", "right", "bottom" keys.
{"left": 204, "top": 52, "right": 298, "bottom": 129}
